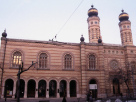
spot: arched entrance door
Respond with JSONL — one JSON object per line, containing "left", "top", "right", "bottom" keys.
{"left": 59, "top": 80, "right": 67, "bottom": 97}
{"left": 4, "top": 79, "right": 14, "bottom": 98}
{"left": 70, "top": 80, "right": 76, "bottom": 97}
{"left": 27, "top": 79, "right": 36, "bottom": 98}
{"left": 89, "top": 79, "right": 97, "bottom": 98}
{"left": 16, "top": 79, "right": 25, "bottom": 98}
{"left": 49, "top": 80, "right": 57, "bottom": 97}
{"left": 113, "top": 78, "right": 120, "bottom": 95}
{"left": 38, "top": 80, "right": 46, "bottom": 98}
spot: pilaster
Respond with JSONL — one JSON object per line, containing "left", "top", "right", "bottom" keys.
{"left": 80, "top": 42, "right": 87, "bottom": 97}
{"left": 24, "top": 80, "right": 28, "bottom": 98}
{"left": 46, "top": 82, "right": 49, "bottom": 98}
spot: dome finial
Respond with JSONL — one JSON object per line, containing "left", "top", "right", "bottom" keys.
{"left": 4, "top": 29, "right": 6, "bottom": 33}
{"left": 122, "top": 9, "right": 124, "bottom": 13}
{"left": 91, "top": 5, "right": 94, "bottom": 8}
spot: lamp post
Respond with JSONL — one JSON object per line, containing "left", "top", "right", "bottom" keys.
{"left": 17, "top": 61, "right": 37, "bottom": 102}
{"left": 4, "top": 85, "right": 8, "bottom": 102}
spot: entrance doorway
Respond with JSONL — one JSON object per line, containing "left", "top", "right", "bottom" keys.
{"left": 49, "top": 80, "right": 57, "bottom": 97}
{"left": 89, "top": 79, "right": 97, "bottom": 98}
{"left": 38, "top": 80, "right": 46, "bottom": 98}
{"left": 27, "top": 79, "right": 36, "bottom": 98}
{"left": 59, "top": 80, "right": 67, "bottom": 97}
{"left": 113, "top": 78, "right": 120, "bottom": 95}
{"left": 4, "top": 79, "right": 14, "bottom": 98}
{"left": 70, "top": 80, "right": 76, "bottom": 97}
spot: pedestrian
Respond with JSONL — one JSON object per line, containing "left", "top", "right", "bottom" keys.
{"left": 62, "top": 92, "right": 67, "bottom": 102}
{"left": 86, "top": 91, "right": 90, "bottom": 102}
{"left": 62, "top": 96, "right": 67, "bottom": 102}
{"left": 120, "top": 93, "right": 122, "bottom": 98}
{"left": 89, "top": 92, "right": 93, "bottom": 102}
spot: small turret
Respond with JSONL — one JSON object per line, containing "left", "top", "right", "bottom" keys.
{"left": 98, "top": 37, "right": 102, "bottom": 43}
{"left": 80, "top": 35, "right": 85, "bottom": 42}
{"left": 2, "top": 29, "right": 7, "bottom": 38}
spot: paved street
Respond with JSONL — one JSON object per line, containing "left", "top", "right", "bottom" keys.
{"left": 0, "top": 97, "right": 86, "bottom": 102}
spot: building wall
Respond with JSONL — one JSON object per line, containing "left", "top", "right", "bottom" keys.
{"left": 0, "top": 37, "right": 136, "bottom": 99}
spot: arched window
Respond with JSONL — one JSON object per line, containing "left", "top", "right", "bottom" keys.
{"left": 64, "top": 54, "right": 72, "bottom": 69}
{"left": 129, "top": 32, "right": 131, "bottom": 42}
{"left": 12, "top": 51, "right": 22, "bottom": 68}
{"left": 39, "top": 53, "right": 48, "bottom": 69}
{"left": 89, "top": 55, "right": 96, "bottom": 70}
{"left": 121, "top": 33, "right": 124, "bottom": 43}
{"left": 92, "top": 29, "right": 94, "bottom": 39}
{"left": 125, "top": 32, "right": 127, "bottom": 42}
{"left": 96, "top": 29, "right": 98, "bottom": 38}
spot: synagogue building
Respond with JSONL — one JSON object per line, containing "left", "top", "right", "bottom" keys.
{"left": 0, "top": 5, "right": 136, "bottom": 99}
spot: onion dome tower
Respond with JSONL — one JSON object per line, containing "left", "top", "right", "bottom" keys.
{"left": 87, "top": 5, "right": 102, "bottom": 43}
{"left": 119, "top": 10, "right": 133, "bottom": 46}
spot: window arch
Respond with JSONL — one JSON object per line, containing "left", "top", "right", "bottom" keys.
{"left": 64, "top": 54, "right": 72, "bottom": 69}
{"left": 12, "top": 51, "right": 22, "bottom": 68}
{"left": 39, "top": 53, "right": 48, "bottom": 69}
{"left": 125, "top": 32, "right": 127, "bottom": 42}
{"left": 88, "top": 54, "right": 96, "bottom": 70}
{"left": 128, "top": 32, "right": 131, "bottom": 42}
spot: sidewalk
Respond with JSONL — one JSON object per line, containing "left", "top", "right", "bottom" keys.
{"left": 1, "top": 97, "right": 136, "bottom": 102}
{"left": 0, "top": 97, "right": 86, "bottom": 102}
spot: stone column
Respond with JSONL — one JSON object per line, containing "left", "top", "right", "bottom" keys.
{"left": 80, "top": 42, "right": 87, "bottom": 98}
{"left": 35, "top": 81, "right": 38, "bottom": 98}
{"left": 12, "top": 80, "right": 16, "bottom": 98}
{"left": 24, "top": 80, "right": 27, "bottom": 98}
{"left": 67, "top": 81, "right": 70, "bottom": 97}
{"left": 46, "top": 81, "right": 49, "bottom": 98}
{"left": 57, "top": 82, "right": 60, "bottom": 98}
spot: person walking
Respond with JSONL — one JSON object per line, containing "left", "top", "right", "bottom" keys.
{"left": 86, "top": 91, "right": 90, "bottom": 102}
{"left": 89, "top": 92, "right": 93, "bottom": 102}
{"left": 62, "top": 91, "right": 67, "bottom": 102}
{"left": 62, "top": 96, "right": 67, "bottom": 102}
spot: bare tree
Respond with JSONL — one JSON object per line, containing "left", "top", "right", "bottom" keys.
{"left": 108, "top": 67, "right": 131, "bottom": 97}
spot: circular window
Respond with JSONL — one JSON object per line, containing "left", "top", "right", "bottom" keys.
{"left": 110, "top": 60, "right": 118, "bottom": 69}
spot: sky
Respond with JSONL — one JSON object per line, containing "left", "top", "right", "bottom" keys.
{"left": 0, "top": 0, "right": 136, "bottom": 45}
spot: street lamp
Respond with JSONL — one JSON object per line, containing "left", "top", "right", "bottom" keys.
{"left": 4, "top": 85, "right": 8, "bottom": 101}
{"left": 17, "top": 61, "right": 37, "bottom": 102}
